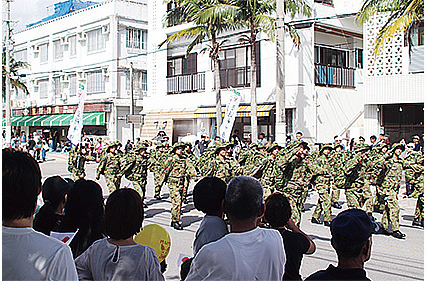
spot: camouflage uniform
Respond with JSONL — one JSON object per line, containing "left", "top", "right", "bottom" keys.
{"left": 260, "top": 144, "right": 282, "bottom": 199}
{"left": 371, "top": 144, "right": 391, "bottom": 213}
{"left": 243, "top": 144, "right": 267, "bottom": 178}
{"left": 311, "top": 145, "right": 333, "bottom": 223}
{"left": 158, "top": 143, "right": 198, "bottom": 224}
{"left": 149, "top": 144, "right": 168, "bottom": 198}
{"left": 404, "top": 151, "right": 424, "bottom": 225}
{"left": 96, "top": 142, "right": 122, "bottom": 193}
{"left": 183, "top": 143, "right": 199, "bottom": 202}
{"left": 379, "top": 144, "right": 406, "bottom": 234}
{"left": 329, "top": 147, "right": 351, "bottom": 206}
{"left": 122, "top": 144, "right": 150, "bottom": 199}
{"left": 238, "top": 143, "right": 257, "bottom": 166}
{"left": 200, "top": 143, "right": 241, "bottom": 184}
{"left": 68, "top": 146, "right": 96, "bottom": 181}
{"left": 344, "top": 144, "right": 372, "bottom": 214}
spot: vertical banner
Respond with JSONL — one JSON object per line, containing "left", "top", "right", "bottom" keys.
{"left": 67, "top": 82, "right": 86, "bottom": 145}
{"left": 220, "top": 87, "right": 241, "bottom": 142}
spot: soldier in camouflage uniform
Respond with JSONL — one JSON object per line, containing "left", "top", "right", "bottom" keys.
{"left": 158, "top": 142, "right": 198, "bottom": 230}
{"left": 68, "top": 144, "right": 96, "bottom": 181}
{"left": 377, "top": 143, "right": 407, "bottom": 239}
{"left": 329, "top": 143, "right": 347, "bottom": 209}
{"left": 96, "top": 142, "right": 122, "bottom": 193}
{"left": 183, "top": 142, "right": 199, "bottom": 204}
{"left": 149, "top": 143, "right": 167, "bottom": 200}
{"left": 311, "top": 144, "right": 333, "bottom": 226}
{"left": 243, "top": 143, "right": 267, "bottom": 178}
{"left": 260, "top": 143, "right": 282, "bottom": 199}
{"left": 200, "top": 143, "right": 241, "bottom": 184}
{"left": 371, "top": 144, "right": 390, "bottom": 213}
{"left": 238, "top": 142, "right": 257, "bottom": 166}
{"left": 404, "top": 149, "right": 424, "bottom": 227}
{"left": 122, "top": 143, "right": 150, "bottom": 205}
{"left": 343, "top": 144, "right": 374, "bottom": 218}
{"left": 274, "top": 141, "right": 313, "bottom": 225}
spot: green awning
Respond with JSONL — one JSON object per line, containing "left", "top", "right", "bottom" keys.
{"left": 2, "top": 116, "right": 26, "bottom": 126}
{"left": 4, "top": 112, "right": 106, "bottom": 127}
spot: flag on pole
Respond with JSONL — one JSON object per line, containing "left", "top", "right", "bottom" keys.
{"left": 220, "top": 87, "right": 241, "bottom": 142}
{"left": 67, "top": 82, "right": 86, "bottom": 145}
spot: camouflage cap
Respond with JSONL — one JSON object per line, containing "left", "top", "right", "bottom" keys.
{"left": 299, "top": 141, "right": 310, "bottom": 150}
{"left": 156, "top": 142, "right": 165, "bottom": 149}
{"left": 257, "top": 143, "right": 266, "bottom": 150}
{"left": 354, "top": 143, "right": 370, "bottom": 152}
{"left": 250, "top": 143, "right": 258, "bottom": 149}
{"left": 107, "top": 141, "right": 118, "bottom": 149}
{"left": 169, "top": 142, "right": 186, "bottom": 154}
{"left": 391, "top": 143, "right": 405, "bottom": 152}
{"left": 320, "top": 143, "right": 333, "bottom": 153}
{"left": 334, "top": 142, "right": 344, "bottom": 150}
{"left": 376, "top": 143, "right": 389, "bottom": 151}
{"left": 266, "top": 143, "right": 281, "bottom": 152}
{"left": 184, "top": 142, "right": 193, "bottom": 148}
{"left": 214, "top": 142, "right": 230, "bottom": 155}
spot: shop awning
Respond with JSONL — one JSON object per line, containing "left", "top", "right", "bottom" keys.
{"left": 2, "top": 116, "right": 27, "bottom": 126}
{"left": 4, "top": 112, "right": 106, "bottom": 127}
{"left": 194, "top": 104, "right": 275, "bottom": 118}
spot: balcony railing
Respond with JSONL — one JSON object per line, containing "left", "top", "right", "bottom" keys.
{"left": 167, "top": 72, "right": 205, "bottom": 94}
{"left": 315, "top": 64, "right": 355, "bottom": 88}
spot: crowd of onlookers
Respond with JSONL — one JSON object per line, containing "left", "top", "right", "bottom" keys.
{"left": 3, "top": 147, "right": 379, "bottom": 281}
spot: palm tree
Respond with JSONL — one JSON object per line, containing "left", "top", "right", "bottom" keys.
{"left": 356, "top": 0, "right": 424, "bottom": 55}
{"left": 2, "top": 52, "right": 29, "bottom": 100}
{"left": 231, "top": 0, "right": 311, "bottom": 142}
{"left": 159, "top": 0, "right": 239, "bottom": 136}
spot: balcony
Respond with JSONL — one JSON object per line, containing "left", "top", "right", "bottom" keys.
{"left": 167, "top": 72, "right": 205, "bottom": 94}
{"left": 314, "top": 63, "right": 355, "bottom": 88}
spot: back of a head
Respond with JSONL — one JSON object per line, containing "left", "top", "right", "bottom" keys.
{"left": 264, "top": 192, "right": 291, "bottom": 228}
{"left": 225, "top": 176, "right": 263, "bottom": 221}
{"left": 104, "top": 189, "right": 143, "bottom": 240}
{"left": 3, "top": 148, "right": 42, "bottom": 221}
{"left": 62, "top": 180, "right": 104, "bottom": 231}
{"left": 193, "top": 177, "right": 226, "bottom": 215}
{"left": 330, "top": 209, "right": 375, "bottom": 259}
{"left": 42, "top": 176, "right": 72, "bottom": 209}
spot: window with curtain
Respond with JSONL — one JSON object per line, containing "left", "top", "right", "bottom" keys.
{"left": 39, "top": 43, "right": 48, "bottom": 63}
{"left": 53, "top": 77, "right": 61, "bottom": 97}
{"left": 126, "top": 28, "right": 148, "bottom": 50}
{"left": 69, "top": 36, "right": 77, "bottom": 56}
{"left": 14, "top": 49, "right": 27, "bottom": 62}
{"left": 69, "top": 75, "right": 77, "bottom": 97}
{"left": 87, "top": 29, "right": 104, "bottom": 52}
{"left": 53, "top": 40, "right": 63, "bottom": 60}
{"left": 87, "top": 70, "right": 105, "bottom": 94}
{"left": 39, "top": 79, "right": 49, "bottom": 98}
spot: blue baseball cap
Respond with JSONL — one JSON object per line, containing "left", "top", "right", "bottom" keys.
{"left": 331, "top": 209, "right": 379, "bottom": 244}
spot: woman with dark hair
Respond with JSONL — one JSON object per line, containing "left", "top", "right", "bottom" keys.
{"left": 33, "top": 176, "right": 72, "bottom": 236}
{"left": 75, "top": 189, "right": 164, "bottom": 280}
{"left": 59, "top": 179, "right": 105, "bottom": 258}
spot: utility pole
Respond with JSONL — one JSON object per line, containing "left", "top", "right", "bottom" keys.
{"left": 5, "top": 0, "right": 12, "bottom": 147}
{"left": 130, "top": 62, "right": 134, "bottom": 142}
{"left": 275, "top": 0, "right": 286, "bottom": 146}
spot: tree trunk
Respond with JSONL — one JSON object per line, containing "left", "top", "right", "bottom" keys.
{"left": 250, "top": 25, "right": 258, "bottom": 143}
{"left": 212, "top": 35, "right": 222, "bottom": 137}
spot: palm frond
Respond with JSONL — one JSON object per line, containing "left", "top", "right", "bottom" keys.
{"left": 255, "top": 14, "right": 276, "bottom": 41}
{"left": 159, "top": 26, "right": 209, "bottom": 48}
{"left": 285, "top": 0, "right": 312, "bottom": 19}
{"left": 197, "top": 4, "right": 239, "bottom": 25}
{"left": 285, "top": 24, "right": 300, "bottom": 47}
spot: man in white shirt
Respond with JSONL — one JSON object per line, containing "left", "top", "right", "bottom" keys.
{"left": 2, "top": 148, "right": 78, "bottom": 281}
{"left": 186, "top": 176, "right": 286, "bottom": 280}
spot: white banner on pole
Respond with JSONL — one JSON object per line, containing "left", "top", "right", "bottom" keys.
{"left": 67, "top": 82, "right": 86, "bottom": 145}
{"left": 220, "top": 87, "right": 241, "bottom": 142}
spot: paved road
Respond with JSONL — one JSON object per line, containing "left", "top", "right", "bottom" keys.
{"left": 39, "top": 152, "right": 424, "bottom": 280}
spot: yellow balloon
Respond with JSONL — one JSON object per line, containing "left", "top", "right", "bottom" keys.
{"left": 134, "top": 224, "right": 171, "bottom": 262}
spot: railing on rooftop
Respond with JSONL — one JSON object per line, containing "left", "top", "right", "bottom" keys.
{"left": 167, "top": 72, "right": 205, "bottom": 94}
{"left": 314, "top": 63, "right": 355, "bottom": 88}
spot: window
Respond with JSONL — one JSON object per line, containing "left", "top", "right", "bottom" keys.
{"left": 39, "top": 43, "right": 48, "bottom": 63}
{"left": 39, "top": 79, "right": 49, "bottom": 98}
{"left": 69, "top": 36, "right": 77, "bottom": 56}
{"left": 314, "top": 0, "right": 333, "bottom": 5}
{"left": 14, "top": 49, "right": 27, "bottom": 63}
{"left": 218, "top": 43, "right": 261, "bottom": 88}
{"left": 314, "top": 45, "right": 348, "bottom": 67}
{"left": 69, "top": 75, "right": 77, "bottom": 97}
{"left": 406, "top": 21, "right": 424, "bottom": 46}
{"left": 126, "top": 28, "right": 147, "bottom": 50}
{"left": 87, "top": 29, "right": 104, "bottom": 52}
{"left": 167, "top": 53, "right": 197, "bottom": 77}
{"left": 126, "top": 70, "right": 148, "bottom": 91}
{"left": 355, "top": 48, "right": 363, "bottom": 69}
{"left": 87, "top": 70, "right": 105, "bottom": 94}
{"left": 286, "top": 108, "right": 295, "bottom": 137}
{"left": 53, "top": 40, "right": 63, "bottom": 60}
{"left": 53, "top": 77, "right": 61, "bottom": 97}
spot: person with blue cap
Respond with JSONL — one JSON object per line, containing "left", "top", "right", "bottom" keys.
{"left": 306, "top": 208, "right": 379, "bottom": 280}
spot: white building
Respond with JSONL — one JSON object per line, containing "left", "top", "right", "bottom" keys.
{"left": 362, "top": 14, "right": 424, "bottom": 142}
{"left": 10, "top": 0, "right": 148, "bottom": 144}
{"left": 143, "top": 0, "right": 365, "bottom": 144}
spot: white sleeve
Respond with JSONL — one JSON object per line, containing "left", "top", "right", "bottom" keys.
{"left": 75, "top": 248, "right": 94, "bottom": 281}
{"left": 47, "top": 244, "right": 79, "bottom": 281}
{"left": 145, "top": 247, "right": 165, "bottom": 281}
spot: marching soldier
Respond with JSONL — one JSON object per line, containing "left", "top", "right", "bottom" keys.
{"left": 200, "top": 143, "right": 240, "bottom": 184}
{"left": 158, "top": 142, "right": 199, "bottom": 230}
{"left": 149, "top": 143, "right": 167, "bottom": 200}
{"left": 329, "top": 143, "right": 349, "bottom": 209}
{"left": 183, "top": 142, "right": 199, "bottom": 203}
{"left": 405, "top": 151, "right": 424, "bottom": 227}
{"left": 122, "top": 143, "right": 150, "bottom": 206}
{"left": 260, "top": 143, "right": 282, "bottom": 199}
{"left": 96, "top": 142, "right": 122, "bottom": 193}
{"left": 311, "top": 144, "right": 333, "bottom": 226}
{"left": 68, "top": 144, "right": 96, "bottom": 181}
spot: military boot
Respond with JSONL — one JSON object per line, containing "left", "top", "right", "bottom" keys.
{"left": 392, "top": 230, "right": 406, "bottom": 239}
{"left": 412, "top": 218, "right": 421, "bottom": 226}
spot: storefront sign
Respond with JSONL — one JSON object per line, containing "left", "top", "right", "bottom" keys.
{"left": 220, "top": 87, "right": 241, "bottom": 142}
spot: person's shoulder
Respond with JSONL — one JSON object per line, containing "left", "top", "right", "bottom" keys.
{"left": 305, "top": 269, "right": 331, "bottom": 280}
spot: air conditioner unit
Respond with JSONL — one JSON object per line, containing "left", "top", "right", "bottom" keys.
{"left": 61, "top": 75, "right": 69, "bottom": 83}
{"left": 61, "top": 37, "right": 69, "bottom": 46}
{"left": 102, "top": 25, "right": 110, "bottom": 35}
{"left": 33, "top": 45, "right": 40, "bottom": 53}
{"left": 77, "top": 32, "right": 87, "bottom": 41}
